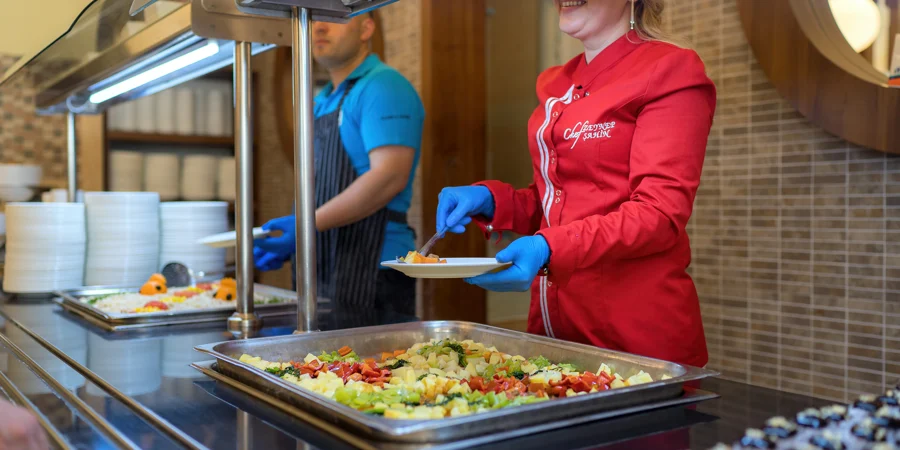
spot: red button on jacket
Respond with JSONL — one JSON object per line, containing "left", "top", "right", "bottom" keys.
{"left": 476, "top": 32, "right": 716, "bottom": 368}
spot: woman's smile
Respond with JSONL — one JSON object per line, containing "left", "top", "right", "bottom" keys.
{"left": 559, "top": 0, "right": 587, "bottom": 9}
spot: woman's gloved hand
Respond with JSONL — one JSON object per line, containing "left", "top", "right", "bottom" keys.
{"left": 465, "top": 235, "right": 550, "bottom": 292}
{"left": 436, "top": 186, "right": 495, "bottom": 234}
{"left": 253, "top": 247, "right": 287, "bottom": 272}
{"left": 0, "top": 399, "right": 49, "bottom": 450}
{"left": 254, "top": 216, "right": 296, "bottom": 261}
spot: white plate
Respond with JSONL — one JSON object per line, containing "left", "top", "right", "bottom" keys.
{"left": 381, "top": 257, "right": 511, "bottom": 279}
{"left": 197, "top": 228, "right": 273, "bottom": 248}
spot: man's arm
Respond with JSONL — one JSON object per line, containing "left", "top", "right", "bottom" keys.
{"left": 315, "top": 145, "right": 415, "bottom": 231}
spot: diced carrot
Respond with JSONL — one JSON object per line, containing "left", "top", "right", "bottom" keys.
{"left": 338, "top": 346, "right": 352, "bottom": 357}
{"left": 380, "top": 352, "right": 393, "bottom": 362}
{"left": 393, "top": 349, "right": 405, "bottom": 357}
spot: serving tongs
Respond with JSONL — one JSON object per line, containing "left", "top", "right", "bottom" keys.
{"left": 396, "top": 227, "right": 447, "bottom": 263}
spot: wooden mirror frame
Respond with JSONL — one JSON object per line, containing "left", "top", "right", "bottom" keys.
{"left": 737, "top": 0, "right": 900, "bottom": 153}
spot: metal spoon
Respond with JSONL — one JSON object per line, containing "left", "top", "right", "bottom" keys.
{"left": 160, "top": 262, "right": 235, "bottom": 287}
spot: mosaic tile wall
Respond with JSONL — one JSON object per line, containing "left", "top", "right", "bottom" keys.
{"left": 668, "top": 0, "right": 900, "bottom": 402}
{"left": 0, "top": 54, "right": 69, "bottom": 187}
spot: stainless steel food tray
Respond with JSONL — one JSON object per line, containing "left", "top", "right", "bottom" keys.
{"left": 194, "top": 321, "right": 718, "bottom": 444}
{"left": 55, "top": 284, "right": 298, "bottom": 331}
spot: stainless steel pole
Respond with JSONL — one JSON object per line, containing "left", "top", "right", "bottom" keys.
{"left": 292, "top": 7, "right": 318, "bottom": 333}
{"left": 227, "top": 41, "right": 262, "bottom": 333}
{"left": 66, "top": 112, "right": 77, "bottom": 202}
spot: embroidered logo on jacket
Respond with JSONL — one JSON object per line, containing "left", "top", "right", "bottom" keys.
{"left": 563, "top": 120, "right": 616, "bottom": 149}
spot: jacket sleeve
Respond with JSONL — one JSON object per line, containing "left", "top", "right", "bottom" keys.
{"left": 537, "top": 49, "right": 716, "bottom": 287}
{"left": 472, "top": 180, "right": 544, "bottom": 237}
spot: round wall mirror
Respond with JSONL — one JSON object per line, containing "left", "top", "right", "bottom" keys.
{"left": 828, "top": 0, "right": 898, "bottom": 74}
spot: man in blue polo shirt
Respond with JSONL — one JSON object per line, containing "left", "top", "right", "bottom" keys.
{"left": 254, "top": 12, "right": 424, "bottom": 328}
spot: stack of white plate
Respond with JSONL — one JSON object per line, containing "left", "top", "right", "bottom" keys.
{"left": 144, "top": 153, "right": 180, "bottom": 200}
{"left": 181, "top": 155, "right": 218, "bottom": 200}
{"left": 110, "top": 151, "right": 144, "bottom": 192}
{"left": 3, "top": 203, "right": 86, "bottom": 293}
{"left": 86, "top": 335, "right": 161, "bottom": 397}
{"left": 84, "top": 192, "right": 160, "bottom": 287}
{"left": 159, "top": 202, "right": 228, "bottom": 273}
{"left": 217, "top": 157, "right": 235, "bottom": 201}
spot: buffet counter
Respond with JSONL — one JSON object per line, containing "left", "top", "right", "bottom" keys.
{"left": 0, "top": 294, "right": 831, "bottom": 450}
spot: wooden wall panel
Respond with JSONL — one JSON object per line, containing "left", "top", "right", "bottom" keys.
{"left": 420, "top": 0, "right": 488, "bottom": 322}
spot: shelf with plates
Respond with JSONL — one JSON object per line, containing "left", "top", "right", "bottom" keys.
{"left": 108, "top": 132, "right": 233, "bottom": 147}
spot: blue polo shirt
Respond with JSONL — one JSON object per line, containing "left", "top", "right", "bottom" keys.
{"left": 314, "top": 54, "right": 424, "bottom": 266}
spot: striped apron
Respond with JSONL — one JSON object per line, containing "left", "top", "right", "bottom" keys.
{"left": 303, "top": 80, "right": 406, "bottom": 329}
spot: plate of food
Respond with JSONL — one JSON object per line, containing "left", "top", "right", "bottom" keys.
{"left": 381, "top": 252, "right": 510, "bottom": 279}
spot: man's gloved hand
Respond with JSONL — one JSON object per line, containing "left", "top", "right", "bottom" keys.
{"left": 435, "top": 186, "right": 495, "bottom": 234}
{"left": 0, "top": 399, "right": 49, "bottom": 450}
{"left": 465, "top": 235, "right": 550, "bottom": 292}
{"left": 254, "top": 215, "right": 296, "bottom": 261}
{"left": 253, "top": 247, "right": 287, "bottom": 272}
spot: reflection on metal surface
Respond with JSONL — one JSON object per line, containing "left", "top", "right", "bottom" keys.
{"left": 0, "top": 370, "right": 74, "bottom": 450}
{"left": 292, "top": 6, "right": 319, "bottom": 334}
{"left": 0, "top": 311, "right": 206, "bottom": 450}
{"left": 237, "top": 409, "right": 253, "bottom": 450}
{"left": 0, "top": 330, "right": 141, "bottom": 450}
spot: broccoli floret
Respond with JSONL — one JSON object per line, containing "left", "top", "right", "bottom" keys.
{"left": 509, "top": 369, "right": 526, "bottom": 380}
{"left": 384, "top": 359, "right": 408, "bottom": 370}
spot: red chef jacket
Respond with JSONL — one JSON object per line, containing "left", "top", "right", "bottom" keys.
{"left": 476, "top": 31, "right": 716, "bottom": 368}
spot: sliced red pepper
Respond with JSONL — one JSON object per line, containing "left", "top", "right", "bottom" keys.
{"left": 528, "top": 383, "right": 545, "bottom": 394}
{"left": 347, "top": 373, "right": 364, "bottom": 382}
{"left": 196, "top": 283, "right": 213, "bottom": 291}
{"left": 143, "top": 301, "right": 169, "bottom": 310}
{"left": 337, "top": 346, "right": 353, "bottom": 357}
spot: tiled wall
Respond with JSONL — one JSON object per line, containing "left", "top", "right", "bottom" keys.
{"left": 669, "top": 0, "right": 900, "bottom": 402}
{"left": 0, "top": 54, "right": 69, "bottom": 187}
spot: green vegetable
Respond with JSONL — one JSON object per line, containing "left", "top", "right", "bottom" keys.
{"left": 527, "top": 355, "right": 551, "bottom": 370}
{"left": 432, "top": 393, "right": 463, "bottom": 406}
{"left": 363, "top": 409, "right": 385, "bottom": 415}
{"left": 85, "top": 293, "right": 117, "bottom": 305}
{"left": 417, "top": 374, "right": 429, "bottom": 381}
{"left": 482, "top": 364, "right": 496, "bottom": 379}
{"left": 265, "top": 365, "right": 302, "bottom": 378}
{"left": 508, "top": 369, "right": 526, "bottom": 380}
{"left": 333, "top": 387, "right": 421, "bottom": 411}
{"left": 318, "top": 350, "right": 360, "bottom": 363}
{"left": 557, "top": 363, "right": 578, "bottom": 372}
{"left": 418, "top": 340, "right": 468, "bottom": 367}
{"left": 384, "top": 359, "right": 408, "bottom": 370}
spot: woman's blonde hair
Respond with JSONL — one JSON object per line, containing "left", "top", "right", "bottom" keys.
{"left": 631, "top": 0, "right": 687, "bottom": 48}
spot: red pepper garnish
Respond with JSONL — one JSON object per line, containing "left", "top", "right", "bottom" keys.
{"left": 143, "top": 301, "right": 169, "bottom": 310}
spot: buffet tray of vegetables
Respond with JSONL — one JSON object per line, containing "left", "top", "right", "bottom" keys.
{"left": 54, "top": 275, "right": 298, "bottom": 331}
{"left": 193, "top": 321, "right": 718, "bottom": 444}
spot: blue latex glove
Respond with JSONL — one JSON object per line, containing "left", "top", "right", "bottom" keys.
{"left": 254, "top": 215, "right": 296, "bottom": 260}
{"left": 436, "top": 186, "right": 495, "bottom": 234}
{"left": 465, "top": 235, "right": 550, "bottom": 292}
{"left": 253, "top": 247, "right": 287, "bottom": 271}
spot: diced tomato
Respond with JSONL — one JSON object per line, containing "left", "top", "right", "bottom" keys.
{"left": 363, "top": 358, "right": 375, "bottom": 367}
{"left": 571, "top": 381, "right": 591, "bottom": 393}
{"left": 347, "top": 373, "right": 364, "bottom": 382}
{"left": 173, "top": 290, "right": 198, "bottom": 298}
{"left": 528, "top": 383, "right": 545, "bottom": 394}
{"left": 468, "top": 377, "right": 485, "bottom": 392}
{"left": 550, "top": 386, "right": 567, "bottom": 397}
{"left": 143, "top": 301, "right": 169, "bottom": 310}
{"left": 196, "top": 283, "right": 213, "bottom": 291}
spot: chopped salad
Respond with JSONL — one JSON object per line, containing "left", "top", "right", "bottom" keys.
{"left": 239, "top": 338, "right": 669, "bottom": 420}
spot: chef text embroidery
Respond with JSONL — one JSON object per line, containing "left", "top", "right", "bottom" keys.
{"left": 563, "top": 120, "right": 616, "bottom": 149}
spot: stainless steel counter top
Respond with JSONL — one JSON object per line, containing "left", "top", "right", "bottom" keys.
{"left": 0, "top": 294, "right": 835, "bottom": 450}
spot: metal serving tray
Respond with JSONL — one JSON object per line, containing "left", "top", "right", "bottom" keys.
{"left": 55, "top": 284, "right": 298, "bottom": 331}
{"left": 194, "top": 321, "right": 718, "bottom": 444}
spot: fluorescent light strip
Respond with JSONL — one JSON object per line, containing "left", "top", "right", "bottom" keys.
{"left": 89, "top": 41, "right": 220, "bottom": 104}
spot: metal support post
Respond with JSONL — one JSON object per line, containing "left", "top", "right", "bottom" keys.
{"left": 227, "top": 40, "right": 262, "bottom": 334}
{"left": 66, "top": 112, "right": 77, "bottom": 202}
{"left": 292, "top": 7, "right": 318, "bottom": 333}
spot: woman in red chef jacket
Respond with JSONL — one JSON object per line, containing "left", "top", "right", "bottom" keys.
{"left": 437, "top": 0, "right": 715, "bottom": 367}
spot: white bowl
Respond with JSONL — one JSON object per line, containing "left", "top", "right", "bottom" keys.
{"left": 84, "top": 192, "right": 160, "bottom": 204}
{"left": 5, "top": 202, "right": 85, "bottom": 218}
{"left": 5, "top": 241, "right": 86, "bottom": 253}
{"left": 0, "top": 164, "right": 42, "bottom": 186}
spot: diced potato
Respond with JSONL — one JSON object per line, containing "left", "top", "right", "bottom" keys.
{"left": 661, "top": 374, "right": 672, "bottom": 380}
{"left": 510, "top": 355, "right": 525, "bottom": 362}
{"left": 385, "top": 409, "right": 407, "bottom": 419}
{"left": 429, "top": 368, "right": 446, "bottom": 376}
{"left": 598, "top": 363, "right": 613, "bottom": 376}
{"left": 610, "top": 379, "right": 626, "bottom": 389}
{"left": 566, "top": 389, "right": 577, "bottom": 397}
{"left": 489, "top": 353, "right": 501, "bottom": 365}
{"left": 625, "top": 371, "right": 654, "bottom": 386}
{"left": 303, "top": 353, "right": 319, "bottom": 364}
